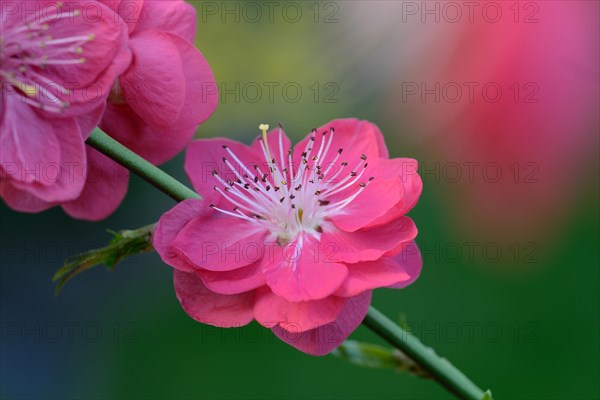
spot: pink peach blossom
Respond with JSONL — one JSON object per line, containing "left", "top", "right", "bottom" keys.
{"left": 0, "top": 0, "right": 130, "bottom": 213}
{"left": 154, "top": 119, "right": 423, "bottom": 355}
{"left": 62, "top": 0, "right": 218, "bottom": 220}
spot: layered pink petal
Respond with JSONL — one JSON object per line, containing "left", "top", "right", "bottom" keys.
{"left": 0, "top": 179, "right": 54, "bottom": 213}
{"left": 2, "top": 99, "right": 88, "bottom": 203}
{"left": 97, "top": 0, "right": 144, "bottom": 33}
{"left": 272, "top": 291, "right": 372, "bottom": 356}
{"left": 61, "top": 148, "right": 129, "bottom": 221}
{"left": 167, "top": 33, "right": 218, "bottom": 129}
{"left": 1, "top": 97, "right": 62, "bottom": 183}
{"left": 132, "top": 0, "right": 197, "bottom": 42}
{"left": 336, "top": 241, "right": 421, "bottom": 297}
{"left": 153, "top": 198, "right": 205, "bottom": 272}
{"left": 254, "top": 288, "right": 345, "bottom": 331}
{"left": 174, "top": 269, "right": 255, "bottom": 328}
{"left": 196, "top": 261, "right": 265, "bottom": 295}
{"left": 386, "top": 241, "right": 422, "bottom": 289}
{"left": 119, "top": 30, "right": 186, "bottom": 130}
{"left": 329, "top": 178, "right": 403, "bottom": 232}
{"left": 329, "top": 157, "right": 422, "bottom": 231}
{"left": 321, "top": 216, "right": 418, "bottom": 263}
{"left": 100, "top": 104, "right": 196, "bottom": 165}
{"left": 262, "top": 234, "right": 348, "bottom": 302}
{"left": 185, "top": 138, "right": 263, "bottom": 197}
{"left": 366, "top": 159, "right": 423, "bottom": 228}
{"left": 172, "top": 213, "right": 267, "bottom": 271}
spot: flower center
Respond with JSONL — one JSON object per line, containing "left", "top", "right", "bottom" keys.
{"left": 0, "top": 2, "right": 93, "bottom": 113}
{"left": 210, "top": 124, "right": 373, "bottom": 243}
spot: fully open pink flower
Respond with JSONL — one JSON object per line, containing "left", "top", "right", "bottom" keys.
{"left": 0, "top": 0, "right": 130, "bottom": 212}
{"left": 61, "top": 0, "right": 218, "bottom": 220}
{"left": 154, "top": 119, "right": 423, "bottom": 355}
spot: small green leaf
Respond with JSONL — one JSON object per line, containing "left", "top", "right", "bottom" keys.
{"left": 332, "top": 340, "right": 431, "bottom": 378}
{"left": 482, "top": 390, "right": 494, "bottom": 400}
{"left": 53, "top": 224, "right": 155, "bottom": 295}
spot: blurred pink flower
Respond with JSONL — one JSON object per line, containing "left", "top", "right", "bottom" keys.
{"left": 154, "top": 119, "right": 423, "bottom": 355}
{"left": 0, "top": 0, "right": 130, "bottom": 212}
{"left": 390, "top": 1, "right": 599, "bottom": 241}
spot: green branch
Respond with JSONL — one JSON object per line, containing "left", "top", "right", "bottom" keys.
{"left": 85, "top": 128, "right": 491, "bottom": 400}
{"left": 86, "top": 128, "right": 200, "bottom": 202}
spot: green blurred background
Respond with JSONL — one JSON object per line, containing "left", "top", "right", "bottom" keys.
{"left": 1, "top": 1, "right": 599, "bottom": 399}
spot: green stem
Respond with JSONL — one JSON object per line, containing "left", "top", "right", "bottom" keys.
{"left": 86, "top": 128, "right": 487, "bottom": 400}
{"left": 86, "top": 128, "right": 200, "bottom": 202}
{"left": 363, "top": 307, "right": 485, "bottom": 400}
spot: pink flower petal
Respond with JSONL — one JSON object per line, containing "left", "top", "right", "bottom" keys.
{"left": 0, "top": 179, "right": 54, "bottom": 213}
{"left": 184, "top": 138, "right": 263, "bottom": 197}
{"left": 253, "top": 288, "right": 345, "bottom": 330}
{"left": 386, "top": 241, "right": 423, "bottom": 289}
{"left": 97, "top": 0, "right": 144, "bottom": 33}
{"left": 329, "top": 157, "right": 422, "bottom": 231}
{"left": 366, "top": 159, "right": 423, "bottom": 228}
{"left": 100, "top": 103, "right": 195, "bottom": 165}
{"left": 51, "top": 2, "right": 131, "bottom": 117}
{"left": 2, "top": 99, "right": 87, "bottom": 203}
{"left": 272, "top": 291, "right": 372, "bottom": 356}
{"left": 167, "top": 33, "right": 218, "bottom": 129}
{"left": 262, "top": 234, "right": 349, "bottom": 302}
{"left": 61, "top": 148, "right": 129, "bottom": 221}
{"left": 119, "top": 30, "right": 186, "bottom": 130}
{"left": 1, "top": 97, "right": 62, "bottom": 183}
{"left": 172, "top": 213, "right": 268, "bottom": 271}
{"left": 153, "top": 198, "right": 206, "bottom": 272}
{"left": 133, "top": 0, "right": 197, "bottom": 42}
{"left": 321, "top": 216, "right": 418, "bottom": 264}
{"left": 292, "top": 119, "right": 387, "bottom": 171}
{"left": 196, "top": 261, "right": 265, "bottom": 295}
{"left": 328, "top": 177, "right": 403, "bottom": 232}
{"left": 336, "top": 241, "right": 422, "bottom": 297}
{"left": 174, "top": 269, "right": 255, "bottom": 328}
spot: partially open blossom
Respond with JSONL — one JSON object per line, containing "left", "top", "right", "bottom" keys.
{"left": 61, "top": 0, "right": 218, "bottom": 220}
{"left": 154, "top": 119, "right": 423, "bottom": 355}
{"left": 0, "top": 0, "right": 130, "bottom": 212}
